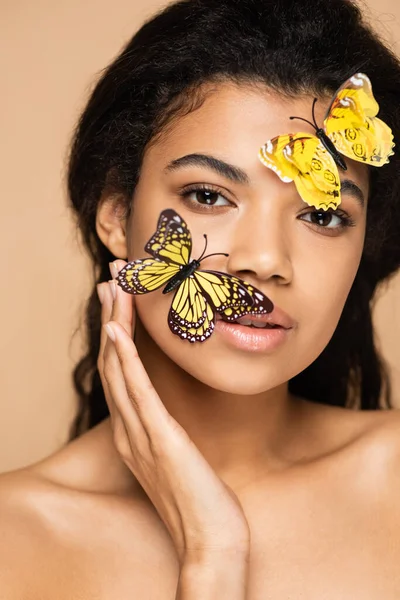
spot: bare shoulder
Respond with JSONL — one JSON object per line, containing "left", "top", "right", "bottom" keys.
{"left": 343, "top": 406, "right": 400, "bottom": 553}
{"left": 0, "top": 421, "right": 179, "bottom": 599}
{"left": 295, "top": 399, "right": 400, "bottom": 491}
{"left": 0, "top": 467, "right": 112, "bottom": 598}
{"left": 314, "top": 403, "right": 400, "bottom": 499}
{"left": 0, "top": 468, "right": 51, "bottom": 598}
{"left": 359, "top": 405, "right": 400, "bottom": 450}
{"left": 337, "top": 404, "right": 400, "bottom": 462}
{"left": 356, "top": 406, "right": 400, "bottom": 493}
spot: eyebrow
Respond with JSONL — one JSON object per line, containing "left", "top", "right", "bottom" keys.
{"left": 164, "top": 152, "right": 365, "bottom": 208}
{"left": 165, "top": 153, "right": 250, "bottom": 185}
{"left": 340, "top": 179, "right": 365, "bottom": 209}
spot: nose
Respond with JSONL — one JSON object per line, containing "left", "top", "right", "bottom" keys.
{"left": 226, "top": 204, "right": 293, "bottom": 285}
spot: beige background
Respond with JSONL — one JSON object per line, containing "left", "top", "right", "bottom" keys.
{"left": 1, "top": 0, "right": 400, "bottom": 473}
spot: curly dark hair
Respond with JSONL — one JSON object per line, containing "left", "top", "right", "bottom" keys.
{"left": 67, "top": 0, "right": 400, "bottom": 440}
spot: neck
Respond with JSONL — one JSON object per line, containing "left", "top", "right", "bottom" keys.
{"left": 132, "top": 319, "right": 312, "bottom": 491}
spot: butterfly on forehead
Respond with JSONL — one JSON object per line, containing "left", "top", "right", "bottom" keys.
{"left": 259, "top": 72, "right": 395, "bottom": 211}
{"left": 116, "top": 208, "right": 274, "bottom": 343}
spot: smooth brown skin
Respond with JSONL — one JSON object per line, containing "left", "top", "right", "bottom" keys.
{"left": 1, "top": 82, "right": 400, "bottom": 599}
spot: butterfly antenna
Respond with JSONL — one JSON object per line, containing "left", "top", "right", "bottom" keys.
{"left": 199, "top": 252, "right": 229, "bottom": 262}
{"left": 197, "top": 234, "right": 208, "bottom": 261}
{"left": 200, "top": 252, "right": 230, "bottom": 261}
{"left": 289, "top": 115, "right": 316, "bottom": 130}
{"left": 198, "top": 234, "right": 229, "bottom": 262}
{"left": 311, "top": 97, "right": 319, "bottom": 129}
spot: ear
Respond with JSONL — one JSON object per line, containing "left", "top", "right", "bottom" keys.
{"left": 95, "top": 193, "right": 129, "bottom": 259}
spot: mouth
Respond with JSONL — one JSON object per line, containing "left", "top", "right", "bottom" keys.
{"left": 214, "top": 310, "right": 294, "bottom": 353}
{"left": 217, "top": 316, "right": 281, "bottom": 329}
{"left": 215, "top": 305, "right": 296, "bottom": 330}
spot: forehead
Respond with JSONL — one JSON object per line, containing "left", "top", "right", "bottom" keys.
{"left": 144, "top": 81, "right": 369, "bottom": 191}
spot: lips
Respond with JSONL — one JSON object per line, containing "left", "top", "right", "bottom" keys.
{"left": 216, "top": 304, "right": 296, "bottom": 330}
{"left": 235, "top": 317, "right": 278, "bottom": 328}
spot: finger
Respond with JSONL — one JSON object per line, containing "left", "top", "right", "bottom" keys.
{"left": 97, "top": 281, "right": 114, "bottom": 372}
{"left": 100, "top": 261, "right": 132, "bottom": 418}
{"left": 109, "top": 260, "right": 136, "bottom": 336}
{"left": 104, "top": 321, "right": 171, "bottom": 436}
{"left": 97, "top": 280, "right": 121, "bottom": 424}
{"left": 104, "top": 262, "right": 137, "bottom": 426}
{"left": 97, "top": 281, "right": 142, "bottom": 448}
{"left": 96, "top": 280, "right": 136, "bottom": 434}
{"left": 102, "top": 322, "right": 151, "bottom": 449}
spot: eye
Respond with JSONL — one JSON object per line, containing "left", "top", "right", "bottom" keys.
{"left": 299, "top": 209, "right": 355, "bottom": 231}
{"left": 178, "top": 184, "right": 232, "bottom": 209}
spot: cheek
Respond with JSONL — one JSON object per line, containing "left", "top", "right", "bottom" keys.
{"left": 134, "top": 291, "right": 172, "bottom": 341}
{"left": 129, "top": 220, "right": 151, "bottom": 260}
{"left": 293, "top": 242, "right": 363, "bottom": 360}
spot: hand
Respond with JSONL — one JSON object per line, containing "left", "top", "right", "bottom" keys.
{"left": 96, "top": 260, "right": 251, "bottom": 567}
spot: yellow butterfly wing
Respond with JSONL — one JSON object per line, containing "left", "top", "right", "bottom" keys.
{"left": 117, "top": 209, "right": 192, "bottom": 295}
{"left": 193, "top": 271, "right": 253, "bottom": 309}
{"left": 194, "top": 270, "right": 273, "bottom": 319}
{"left": 168, "top": 277, "right": 215, "bottom": 342}
{"left": 259, "top": 135, "right": 298, "bottom": 183}
{"left": 145, "top": 209, "right": 192, "bottom": 266}
{"left": 168, "top": 270, "right": 274, "bottom": 342}
{"left": 259, "top": 133, "right": 341, "bottom": 210}
{"left": 116, "top": 258, "right": 181, "bottom": 294}
{"left": 168, "top": 271, "right": 253, "bottom": 342}
{"left": 169, "top": 303, "right": 215, "bottom": 343}
{"left": 324, "top": 73, "right": 394, "bottom": 166}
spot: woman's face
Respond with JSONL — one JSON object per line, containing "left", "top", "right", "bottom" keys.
{"left": 126, "top": 82, "right": 368, "bottom": 394}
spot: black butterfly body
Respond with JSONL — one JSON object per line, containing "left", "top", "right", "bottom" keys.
{"left": 288, "top": 97, "right": 348, "bottom": 172}
{"left": 162, "top": 258, "right": 201, "bottom": 294}
{"left": 116, "top": 209, "right": 274, "bottom": 343}
{"left": 316, "top": 128, "right": 347, "bottom": 170}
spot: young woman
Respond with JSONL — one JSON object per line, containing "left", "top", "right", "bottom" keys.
{"left": 1, "top": 0, "right": 400, "bottom": 597}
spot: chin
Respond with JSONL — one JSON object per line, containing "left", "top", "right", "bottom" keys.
{"left": 153, "top": 335, "right": 301, "bottom": 395}
{"left": 188, "top": 369, "right": 286, "bottom": 396}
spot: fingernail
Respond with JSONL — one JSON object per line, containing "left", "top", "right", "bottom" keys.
{"left": 109, "top": 262, "right": 119, "bottom": 279}
{"left": 104, "top": 323, "right": 116, "bottom": 342}
{"left": 108, "top": 279, "right": 117, "bottom": 300}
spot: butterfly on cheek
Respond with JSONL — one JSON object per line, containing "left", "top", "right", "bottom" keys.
{"left": 115, "top": 209, "right": 274, "bottom": 343}
{"left": 258, "top": 72, "right": 395, "bottom": 211}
